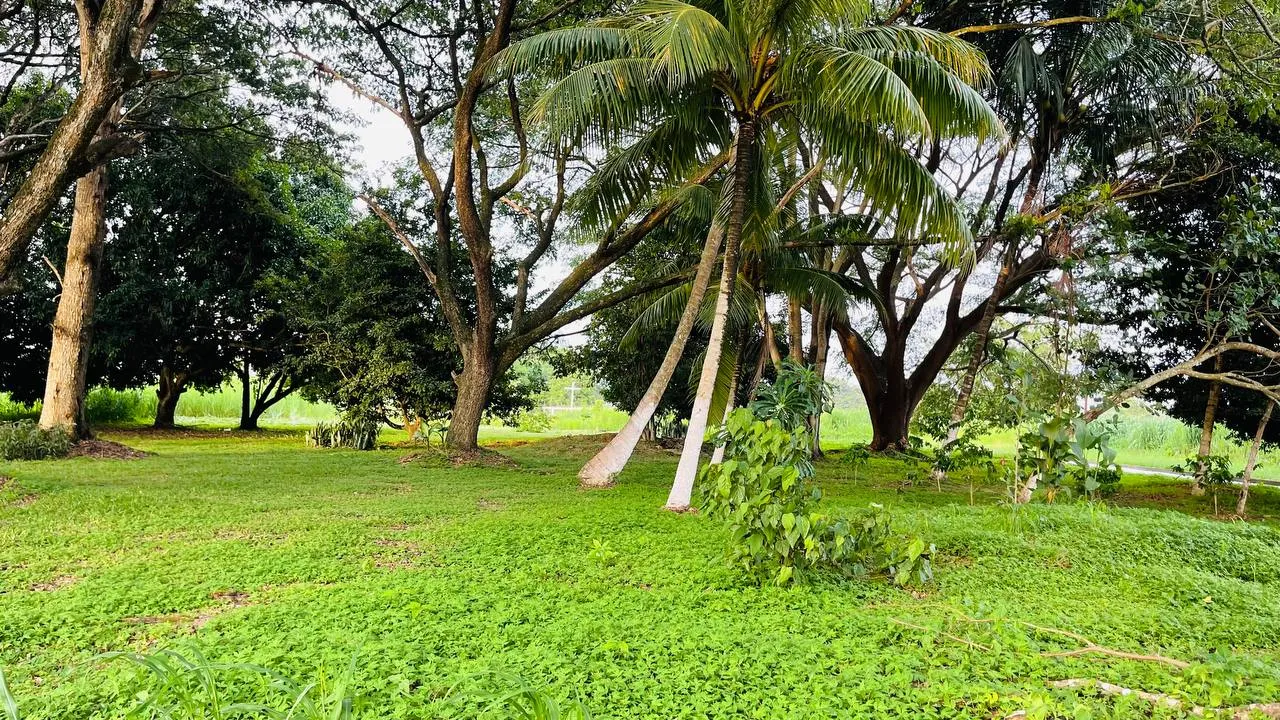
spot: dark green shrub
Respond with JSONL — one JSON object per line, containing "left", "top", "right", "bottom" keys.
{"left": 0, "top": 421, "right": 72, "bottom": 461}
{"left": 306, "top": 418, "right": 379, "bottom": 450}
{"left": 700, "top": 409, "right": 932, "bottom": 586}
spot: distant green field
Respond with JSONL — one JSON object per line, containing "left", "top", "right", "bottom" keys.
{"left": 6, "top": 384, "right": 1277, "bottom": 479}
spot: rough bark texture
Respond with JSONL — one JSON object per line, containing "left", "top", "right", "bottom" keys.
{"left": 153, "top": 367, "right": 186, "bottom": 429}
{"left": 0, "top": 0, "right": 151, "bottom": 285}
{"left": 448, "top": 353, "right": 495, "bottom": 450}
{"left": 668, "top": 120, "right": 755, "bottom": 510}
{"left": 38, "top": 166, "right": 108, "bottom": 439}
{"left": 577, "top": 225, "right": 725, "bottom": 488}
{"left": 1192, "top": 354, "right": 1224, "bottom": 496}
{"left": 36, "top": 0, "right": 163, "bottom": 436}
{"left": 1237, "top": 400, "right": 1272, "bottom": 516}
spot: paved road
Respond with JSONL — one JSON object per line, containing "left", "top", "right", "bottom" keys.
{"left": 1120, "top": 464, "right": 1280, "bottom": 488}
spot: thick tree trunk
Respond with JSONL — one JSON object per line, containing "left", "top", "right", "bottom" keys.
{"left": 447, "top": 352, "right": 495, "bottom": 451}
{"left": 668, "top": 119, "right": 756, "bottom": 511}
{"left": 38, "top": 165, "right": 109, "bottom": 440}
{"left": 868, "top": 392, "right": 913, "bottom": 452}
{"left": 1192, "top": 354, "right": 1224, "bottom": 496}
{"left": 578, "top": 225, "right": 725, "bottom": 487}
{"left": 154, "top": 367, "right": 186, "bottom": 429}
{"left": 1237, "top": 400, "right": 1272, "bottom": 517}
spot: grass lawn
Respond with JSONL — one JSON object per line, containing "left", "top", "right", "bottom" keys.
{"left": 4, "top": 430, "right": 1280, "bottom": 718}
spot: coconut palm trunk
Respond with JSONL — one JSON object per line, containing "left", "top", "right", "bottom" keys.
{"left": 577, "top": 223, "right": 726, "bottom": 487}
{"left": 667, "top": 119, "right": 756, "bottom": 510}
{"left": 1236, "top": 399, "right": 1272, "bottom": 517}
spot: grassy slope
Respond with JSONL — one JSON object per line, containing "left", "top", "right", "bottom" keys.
{"left": 3, "top": 432, "right": 1280, "bottom": 718}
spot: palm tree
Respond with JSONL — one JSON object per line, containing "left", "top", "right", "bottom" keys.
{"left": 498, "top": 0, "right": 1002, "bottom": 509}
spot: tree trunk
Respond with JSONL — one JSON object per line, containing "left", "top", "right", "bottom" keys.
{"left": 154, "top": 366, "right": 186, "bottom": 429}
{"left": 238, "top": 359, "right": 253, "bottom": 430}
{"left": 38, "top": 165, "right": 109, "bottom": 440}
{"left": 787, "top": 295, "right": 804, "bottom": 363}
{"left": 947, "top": 245, "right": 1015, "bottom": 443}
{"left": 1237, "top": 400, "right": 1272, "bottom": 517}
{"left": 668, "top": 118, "right": 756, "bottom": 511}
{"left": 578, "top": 225, "right": 725, "bottom": 487}
{"left": 447, "top": 352, "right": 495, "bottom": 451}
{"left": 808, "top": 302, "right": 830, "bottom": 458}
{"left": 1192, "top": 354, "right": 1224, "bottom": 496}
{"left": 868, "top": 392, "right": 913, "bottom": 452}
{"left": 0, "top": 0, "right": 152, "bottom": 285}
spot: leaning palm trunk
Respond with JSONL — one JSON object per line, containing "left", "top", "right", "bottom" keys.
{"left": 667, "top": 120, "right": 756, "bottom": 510}
{"left": 1236, "top": 400, "right": 1273, "bottom": 517}
{"left": 577, "top": 224, "right": 725, "bottom": 487}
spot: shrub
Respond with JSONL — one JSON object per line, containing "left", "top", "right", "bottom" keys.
{"left": 513, "top": 409, "right": 552, "bottom": 433}
{"left": 306, "top": 418, "right": 380, "bottom": 450}
{"left": 1017, "top": 415, "right": 1121, "bottom": 501}
{"left": 0, "top": 421, "right": 72, "bottom": 461}
{"left": 84, "top": 388, "right": 152, "bottom": 424}
{"left": 699, "top": 409, "right": 932, "bottom": 586}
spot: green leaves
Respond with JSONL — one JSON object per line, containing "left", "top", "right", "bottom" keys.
{"left": 698, "top": 408, "right": 933, "bottom": 586}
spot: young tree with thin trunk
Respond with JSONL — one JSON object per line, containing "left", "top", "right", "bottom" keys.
{"left": 1193, "top": 355, "right": 1225, "bottom": 495}
{"left": 1237, "top": 399, "right": 1273, "bottom": 517}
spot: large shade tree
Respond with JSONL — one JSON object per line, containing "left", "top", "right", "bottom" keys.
{"left": 283, "top": 0, "right": 712, "bottom": 450}
{"left": 805, "top": 0, "right": 1205, "bottom": 450}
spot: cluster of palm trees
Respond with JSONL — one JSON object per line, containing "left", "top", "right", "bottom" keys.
{"left": 496, "top": 0, "right": 1004, "bottom": 508}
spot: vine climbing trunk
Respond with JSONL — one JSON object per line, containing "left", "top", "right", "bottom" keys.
{"left": 577, "top": 224, "right": 725, "bottom": 487}
{"left": 667, "top": 118, "right": 756, "bottom": 511}
{"left": 1236, "top": 399, "right": 1272, "bottom": 517}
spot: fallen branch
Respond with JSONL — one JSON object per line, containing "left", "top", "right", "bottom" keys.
{"left": 1034, "top": 678, "right": 1280, "bottom": 719}
{"left": 889, "top": 618, "right": 992, "bottom": 652}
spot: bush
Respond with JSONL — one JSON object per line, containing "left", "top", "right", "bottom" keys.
{"left": 513, "top": 409, "right": 552, "bottom": 433}
{"left": 84, "top": 388, "right": 153, "bottom": 424}
{"left": 700, "top": 409, "right": 932, "bottom": 586}
{"left": 306, "top": 418, "right": 380, "bottom": 450}
{"left": 0, "top": 421, "right": 72, "bottom": 461}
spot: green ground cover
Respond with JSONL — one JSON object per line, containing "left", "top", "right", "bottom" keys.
{"left": 3, "top": 430, "right": 1280, "bottom": 718}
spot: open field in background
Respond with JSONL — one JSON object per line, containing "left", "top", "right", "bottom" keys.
{"left": 2, "top": 431, "right": 1280, "bottom": 718}
{"left": 6, "top": 383, "right": 1280, "bottom": 479}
